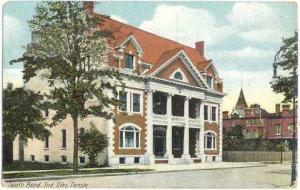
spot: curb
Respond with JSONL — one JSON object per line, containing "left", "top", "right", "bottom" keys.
{"left": 3, "top": 164, "right": 267, "bottom": 182}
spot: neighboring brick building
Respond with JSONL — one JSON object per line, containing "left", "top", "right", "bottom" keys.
{"left": 223, "top": 89, "right": 297, "bottom": 148}
{"left": 13, "top": 2, "right": 225, "bottom": 166}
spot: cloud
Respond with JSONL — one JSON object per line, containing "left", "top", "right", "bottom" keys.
{"left": 139, "top": 4, "right": 235, "bottom": 47}
{"left": 228, "top": 2, "right": 281, "bottom": 29}
{"left": 3, "top": 15, "right": 23, "bottom": 43}
{"left": 111, "top": 15, "right": 128, "bottom": 24}
{"left": 220, "top": 70, "right": 284, "bottom": 112}
{"left": 3, "top": 69, "right": 23, "bottom": 87}
{"left": 240, "top": 29, "right": 291, "bottom": 44}
{"left": 215, "top": 46, "right": 274, "bottom": 59}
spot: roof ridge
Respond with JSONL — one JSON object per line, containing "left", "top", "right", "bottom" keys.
{"left": 95, "top": 13, "right": 198, "bottom": 51}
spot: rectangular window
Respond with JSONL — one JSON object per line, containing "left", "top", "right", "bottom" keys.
{"left": 134, "top": 157, "right": 140, "bottom": 164}
{"left": 207, "top": 76, "right": 213, "bottom": 88}
{"left": 275, "top": 124, "right": 281, "bottom": 135}
{"left": 31, "top": 155, "right": 35, "bottom": 162}
{"left": 119, "top": 157, "right": 125, "bottom": 164}
{"left": 136, "top": 132, "right": 140, "bottom": 148}
{"left": 211, "top": 106, "right": 216, "bottom": 121}
{"left": 45, "top": 136, "right": 49, "bottom": 149}
{"left": 119, "top": 92, "right": 127, "bottom": 112}
{"left": 132, "top": 93, "right": 140, "bottom": 113}
{"left": 61, "top": 155, "right": 67, "bottom": 163}
{"left": 125, "top": 132, "right": 134, "bottom": 147}
{"left": 125, "top": 54, "right": 134, "bottom": 69}
{"left": 204, "top": 105, "right": 208, "bottom": 121}
{"left": 79, "top": 156, "right": 85, "bottom": 164}
{"left": 119, "top": 131, "right": 124, "bottom": 147}
{"left": 45, "top": 155, "right": 49, "bottom": 162}
{"left": 62, "top": 129, "right": 66, "bottom": 148}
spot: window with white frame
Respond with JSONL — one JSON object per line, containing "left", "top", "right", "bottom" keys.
{"left": 132, "top": 93, "right": 141, "bottom": 113}
{"left": 125, "top": 54, "right": 134, "bottom": 70}
{"left": 207, "top": 76, "right": 213, "bottom": 88}
{"left": 174, "top": 72, "right": 183, "bottom": 80}
{"left": 119, "top": 90, "right": 142, "bottom": 114}
{"left": 204, "top": 104, "right": 218, "bottom": 122}
{"left": 119, "top": 125, "right": 140, "bottom": 148}
{"left": 275, "top": 124, "right": 281, "bottom": 135}
{"left": 211, "top": 106, "right": 217, "bottom": 121}
{"left": 119, "top": 91, "right": 128, "bottom": 112}
{"left": 204, "top": 132, "right": 216, "bottom": 150}
{"left": 204, "top": 105, "right": 208, "bottom": 121}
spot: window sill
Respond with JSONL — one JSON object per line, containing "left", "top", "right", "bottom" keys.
{"left": 44, "top": 148, "right": 49, "bottom": 151}
{"left": 204, "top": 148, "right": 217, "bottom": 151}
{"left": 61, "top": 148, "right": 67, "bottom": 150}
{"left": 119, "top": 147, "right": 141, "bottom": 150}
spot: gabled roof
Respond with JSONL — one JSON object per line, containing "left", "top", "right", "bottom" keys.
{"left": 96, "top": 14, "right": 211, "bottom": 73}
{"left": 235, "top": 88, "right": 248, "bottom": 109}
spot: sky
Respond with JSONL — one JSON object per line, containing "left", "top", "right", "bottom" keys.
{"left": 2, "top": 1, "right": 298, "bottom": 113}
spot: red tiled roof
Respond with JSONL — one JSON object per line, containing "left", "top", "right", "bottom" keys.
{"left": 96, "top": 14, "right": 210, "bottom": 73}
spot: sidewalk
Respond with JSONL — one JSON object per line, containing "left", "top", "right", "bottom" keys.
{"left": 111, "top": 161, "right": 268, "bottom": 172}
{"left": 3, "top": 161, "right": 267, "bottom": 174}
{"left": 3, "top": 162, "right": 270, "bottom": 182}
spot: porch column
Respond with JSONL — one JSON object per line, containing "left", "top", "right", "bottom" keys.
{"left": 145, "top": 90, "right": 155, "bottom": 164}
{"left": 165, "top": 93, "right": 173, "bottom": 159}
{"left": 199, "top": 101, "right": 205, "bottom": 160}
{"left": 182, "top": 97, "right": 190, "bottom": 159}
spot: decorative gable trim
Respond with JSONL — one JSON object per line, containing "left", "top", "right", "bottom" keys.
{"left": 204, "top": 62, "right": 219, "bottom": 77}
{"left": 151, "top": 50, "right": 208, "bottom": 89}
{"left": 116, "top": 35, "right": 143, "bottom": 55}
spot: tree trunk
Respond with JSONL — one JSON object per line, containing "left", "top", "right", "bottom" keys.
{"left": 73, "top": 116, "right": 79, "bottom": 172}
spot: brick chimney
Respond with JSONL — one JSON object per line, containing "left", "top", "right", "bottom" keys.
{"left": 282, "top": 104, "right": 290, "bottom": 117}
{"left": 223, "top": 111, "right": 229, "bottom": 119}
{"left": 275, "top": 104, "right": 280, "bottom": 114}
{"left": 84, "top": 1, "right": 94, "bottom": 14}
{"left": 195, "top": 41, "right": 204, "bottom": 57}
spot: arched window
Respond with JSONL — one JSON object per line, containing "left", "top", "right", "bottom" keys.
{"left": 174, "top": 72, "right": 183, "bottom": 80}
{"left": 119, "top": 125, "right": 140, "bottom": 148}
{"left": 204, "top": 132, "right": 216, "bottom": 150}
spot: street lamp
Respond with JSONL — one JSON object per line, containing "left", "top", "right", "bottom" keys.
{"left": 271, "top": 46, "right": 297, "bottom": 185}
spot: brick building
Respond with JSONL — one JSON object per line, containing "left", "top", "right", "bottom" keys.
{"left": 13, "top": 2, "right": 225, "bottom": 166}
{"left": 223, "top": 89, "right": 297, "bottom": 148}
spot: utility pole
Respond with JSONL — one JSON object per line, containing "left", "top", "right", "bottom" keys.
{"left": 291, "top": 66, "right": 297, "bottom": 185}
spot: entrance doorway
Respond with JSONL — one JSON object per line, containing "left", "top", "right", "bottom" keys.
{"left": 189, "top": 128, "right": 199, "bottom": 158}
{"left": 172, "top": 127, "right": 184, "bottom": 158}
{"left": 153, "top": 125, "right": 166, "bottom": 158}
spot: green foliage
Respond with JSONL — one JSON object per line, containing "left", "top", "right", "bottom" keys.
{"left": 3, "top": 83, "right": 50, "bottom": 143}
{"left": 223, "top": 125, "right": 244, "bottom": 151}
{"left": 10, "top": 2, "right": 126, "bottom": 171}
{"left": 271, "top": 32, "right": 298, "bottom": 103}
{"left": 230, "top": 112, "right": 240, "bottom": 119}
{"left": 223, "top": 125, "right": 275, "bottom": 151}
{"left": 79, "top": 122, "right": 108, "bottom": 167}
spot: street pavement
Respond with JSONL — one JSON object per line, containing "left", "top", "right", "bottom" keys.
{"left": 4, "top": 163, "right": 295, "bottom": 188}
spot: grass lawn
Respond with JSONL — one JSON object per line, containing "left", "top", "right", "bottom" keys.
{"left": 3, "top": 161, "right": 72, "bottom": 171}
{"left": 3, "top": 168, "right": 152, "bottom": 179}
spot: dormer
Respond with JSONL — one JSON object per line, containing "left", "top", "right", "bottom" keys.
{"left": 115, "top": 34, "right": 143, "bottom": 74}
{"left": 201, "top": 62, "right": 223, "bottom": 93}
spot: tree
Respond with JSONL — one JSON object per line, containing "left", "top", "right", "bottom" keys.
{"left": 223, "top": 125, "right": 244, "bottom": 151}
{"left": 3, "top": 83, "right": 51, "bottom": 163}
{"left": 11, "top": 2, "right": 124, "bottom": 172}
{"left": 271, "top": 32, "right": 298, "bottom": 103}
{"left": 79, "top": 122, "right": 108, "bottom": 167}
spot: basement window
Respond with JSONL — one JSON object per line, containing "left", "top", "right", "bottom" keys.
{"left": 44, "top": 155, "right": 49, "bottom": 162}
{"left": 79, "top": 156, "right": 85, "bottom": 164}
{"left": 31, "top": 155, "right": 35, "bottom": 162}
{"left": 134, "top": 157, "right": 140, "bottom": 164}
{"left": 119, "top": 157, "right": 125, "bottom": 164}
